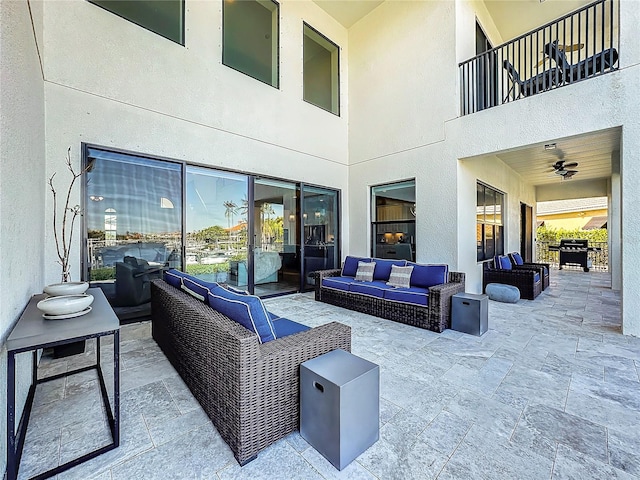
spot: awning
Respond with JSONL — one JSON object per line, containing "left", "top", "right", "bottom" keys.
{"left": 583, "top": 216, "right": 608, "bottom": 230}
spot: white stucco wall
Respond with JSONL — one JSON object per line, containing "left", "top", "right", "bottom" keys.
{"left": 0, "top": 0, "right": 46, "bottom": 472}
{"left": 41, "top": 0, "right": 351, "bottom": 284}
{"left": 457, "top": 155, "right": 536, "bottom": 293}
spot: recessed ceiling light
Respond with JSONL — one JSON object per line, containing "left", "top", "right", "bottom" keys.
{"left": 544, "top": 143, "right": 556, "bottom": 150}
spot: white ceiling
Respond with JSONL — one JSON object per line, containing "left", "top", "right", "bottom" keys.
{"left": 483, "top": 0, "right": 592, "bottom": 42}
{"left": 492, "top": 128, "right": 620, "bottom": 186}
{"left": 312, "top": 0, "right": 383, "bottom": 28}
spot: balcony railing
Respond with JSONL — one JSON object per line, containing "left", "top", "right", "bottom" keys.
{"left": 536, "top": 241, "right": 608, "bottom": 272}
{"left": 460, "top": 0, "right": 619, "bottom": 115}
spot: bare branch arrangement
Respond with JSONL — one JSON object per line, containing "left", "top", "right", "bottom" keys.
{"left": 48, "top": 147, "right": 91, "bottom": 282}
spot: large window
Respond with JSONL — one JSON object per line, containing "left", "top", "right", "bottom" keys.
{"left": 303, "top": 23, "right": 340, "bottom": 115}
{"left": 477, "top": 182, "right": 504, "bottom": 261}
{"left": 223, "top": 0, "right": 279, "bottom": 88}
{"left": 371, "top": 180, "right": 416, "bottom": 261}
{"left": 89, "top": 0, "right": 184, "bottom": 45}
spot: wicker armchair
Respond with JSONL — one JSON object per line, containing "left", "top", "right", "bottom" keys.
{"left": 151, "top": 279, "right": 351, "bottom": 465}
{"left": 482, "top": 261, "right": 542, "bottom": 300}
{"left": 507, "top": 253, "right": 550, "bottom": 290}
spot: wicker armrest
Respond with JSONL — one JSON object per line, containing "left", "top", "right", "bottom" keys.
{"left": 313, "top": 268, "right": 342, "bottom": 280}
{"left": 260, "top": 321, "right": 351, "bottom": 359}
{"left": 428, "top": 279, "right": 466, "bottom": 332}
{"left": 313, "top": 268, "right": 343, "bottom": 300}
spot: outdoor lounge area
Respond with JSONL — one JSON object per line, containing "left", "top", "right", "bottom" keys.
{"left": 14, "top": 269, "right": 640, "bottom": 479}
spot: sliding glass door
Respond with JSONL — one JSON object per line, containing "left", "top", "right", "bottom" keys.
{"left": 302, "top": 185, "right": 339, "bottom": 289}
{"left": 185, "top": 166, "right": 248, "bottom": 285}
{"left": 84, "top": 148, "right": 182, "bottom": 320}
{"left": 83, "top": 146, "right": 340, "bottom": 319}
{"left": 252, "top": 178, "right": 300, "bottom": 296}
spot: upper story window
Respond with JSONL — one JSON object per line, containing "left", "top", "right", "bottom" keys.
{"left": 303, "top": 23, "right": 339, "bottom": 115}
{"left": 88, "top": 0, "right": 185, "bottom": 45}
{"left": 223, "top": 0, "right": 279, "bottom": 88}
{"left": 477, "top": 182, "right": 504, "bottom": 262}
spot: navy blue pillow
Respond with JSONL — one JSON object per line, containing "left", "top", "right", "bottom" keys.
{"left": 372, "top": 259, "right": 407, "bottom": 281}
{"left": 498, "top": 255, "right": 512, "bottom": 270}
{"left": 342, "top": 256, "right": 372, "bottom": 277}
{"left": 511, "top": 253, "right": 524, "bottom": 265}
{"left": 164, "top": 269, "right": 218, "bottom": 301}
{"left": 408, "top": 263, "right": 448, "bottom": 289}
{"left": 207, "top": 286, "right": 277, "bottom": 343}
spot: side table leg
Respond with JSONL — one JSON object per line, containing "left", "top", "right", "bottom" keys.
{"left": 7, "top": 351, "right": 17, "bottom": 480}
{"left": 114, "top": 330, "right": 120, "bottom": 446}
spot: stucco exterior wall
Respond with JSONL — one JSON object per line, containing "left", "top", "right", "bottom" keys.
{"left": 41, "top": 0, "right": 351, "bottom": 284}
{"left": 0, "top": 0, "right": 46, "bottom": 471}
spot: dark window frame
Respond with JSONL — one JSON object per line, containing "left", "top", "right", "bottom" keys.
{"left": 302, "top": 22, "right": 340, "bottom": 116}
{"left": 88, "top": 0, "right": 185, "bottom": 46}
{"left": 477, "top": 181, "right": 504, "bottom": 262}
{"left": 222, "top": 0, "right": 280, "bottom": 89}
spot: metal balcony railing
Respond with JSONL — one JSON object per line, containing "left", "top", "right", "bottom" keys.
{"left": 460, "top": 0, "right": 619, "bottom": 115}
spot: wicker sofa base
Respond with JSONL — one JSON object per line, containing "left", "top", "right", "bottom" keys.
{"left": 314, "top": 270, "right": 465, "bottom": 333}
{"left": 151, "top": 279, "right": 351, "bottom": 465}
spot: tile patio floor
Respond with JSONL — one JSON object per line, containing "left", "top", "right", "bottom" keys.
{"left": 17, "top": 269, "right": 640, "bottom": 479}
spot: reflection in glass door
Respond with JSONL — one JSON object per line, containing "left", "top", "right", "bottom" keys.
{"left": 84, "top": 148, "right": 182, "bottom": 321}
{"left": 253, "top": 178, "right": 300, "bottom": 296}
{"left": 302, "top": 185, "right": 339, "bottom": 290}
{"left": 185, "top": 166, "right": 249, "bottom": 286}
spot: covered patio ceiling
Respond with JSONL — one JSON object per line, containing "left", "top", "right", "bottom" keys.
{"left": 494, "top": 127, "right": 620, "bottom": 187}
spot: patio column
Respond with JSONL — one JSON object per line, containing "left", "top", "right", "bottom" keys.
{"left": 609, "top": 151, "right": 621, "bottom": 291}
{"left": 621, "top": 125, "right": 640, "bottom": 337}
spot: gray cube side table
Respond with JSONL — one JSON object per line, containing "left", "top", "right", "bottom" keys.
{"left": 300, "top": 349, "right": 379, "bottom": 470}
{"left": 451, "top": 292, "right": 488, "bottom": 336}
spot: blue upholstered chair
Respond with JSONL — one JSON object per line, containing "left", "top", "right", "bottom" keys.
{"left": 507, "top": 252, "right": 550, "bottom": 290}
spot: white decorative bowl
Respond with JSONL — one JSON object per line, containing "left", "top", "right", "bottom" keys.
{"left": 37, "top": 294, "right": 94, "bottom": 316}
{"left": 44, "top": 282, "right": 89, "bottom": 296}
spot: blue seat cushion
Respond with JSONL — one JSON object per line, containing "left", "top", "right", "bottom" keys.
{"left": 511, "top": 252, "right": 524, "bottom": 265}
{"left": 383, "top": 286, "right": 429, "bottom": 306}
{"left": 342, "top": 256, "right": 372, "bottom": 277}
{"left": 164, "top": 269, "right": 218, "bottom": 302}
{"left": 322, "top": 276, "right": 354, "bottom": 292}
{"left": 207, "top": 286, "right": 277, "bottom": 344}
{"left": 372, "top": 259, "right": 407, "bottom": 281}
{"left": 349, "top": 280, "right": 389, "bottom": 298}
{"left": 272, "top": 317, "right": 311, "bottom": 338}
{"left": 408, "top": 263, "right": 448, "bottom": 289}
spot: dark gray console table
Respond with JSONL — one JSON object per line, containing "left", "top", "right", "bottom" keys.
{"left": 6, "top": 287, "right": 120, "bottom": 480}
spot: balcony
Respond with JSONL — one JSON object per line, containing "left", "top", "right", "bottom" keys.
{"left": 460, "top": 0, "right": 619, "bottom": 115}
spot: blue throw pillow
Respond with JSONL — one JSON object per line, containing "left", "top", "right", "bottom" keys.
{"left": 408, "top": 263, "right": 448, "bottom": 289}
{"left": 342, "top": 256, "right": 372, "bottom": 277}
{"left": 164, "top": 269, "right": 218, "bottom": 301}
{"left": 207, "top": 286, "right": 277, "bottom": 343}
{"left": 498, "top": 255, "right": 512, "bottom": 270}
{"left": 511, "top": 253, "right": 524, "bottom": 265}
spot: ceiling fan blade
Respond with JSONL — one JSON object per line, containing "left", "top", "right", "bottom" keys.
{"left": 563, "top": 170, "right": 578, "bottom": 178}
{"left": 563, "top": 162, "right": 578, "bottom": 169}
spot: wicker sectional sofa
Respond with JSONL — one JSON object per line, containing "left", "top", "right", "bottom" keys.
{"left": 314, "top": 257, "right": 465, "bottom": 333}
{"left": 150, "top": 277, "right": 351, "bottom": 465}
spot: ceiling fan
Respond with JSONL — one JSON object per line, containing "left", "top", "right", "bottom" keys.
{"left": 549, "top": 159, "right": 579, "bottom": 180}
